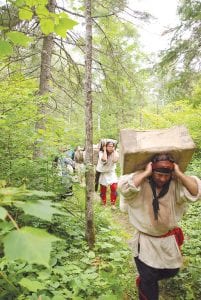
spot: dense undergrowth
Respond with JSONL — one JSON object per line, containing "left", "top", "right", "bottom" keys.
{"left": 0, "top": 182, "right": 200, "bottom": 299}
{"left": 0, "top": 184, "right": 137, "bottom": 300}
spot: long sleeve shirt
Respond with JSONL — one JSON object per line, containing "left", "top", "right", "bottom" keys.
{"left": 96, "top": 151, "right": 119, "bottom": 186}
{"left": 118, "top": 172, "right": 201, "bottom": 269}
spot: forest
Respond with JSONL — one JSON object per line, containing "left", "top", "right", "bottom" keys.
{"left": 0, "top": 0, "right": 200, "bottom": 299}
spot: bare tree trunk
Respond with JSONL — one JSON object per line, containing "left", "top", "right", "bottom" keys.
{"left": 98, "top": 99, "right": 102, "bottom": 132}
{"left": 33, "top": 0, "right": 55, "bottom": 158}
{"left": 84, "top": 0, "right": 95, "bottom": 248}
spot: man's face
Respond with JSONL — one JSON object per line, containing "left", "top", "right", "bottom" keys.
{"left": 152, "top": 171, "right": 172, "bottom": 188}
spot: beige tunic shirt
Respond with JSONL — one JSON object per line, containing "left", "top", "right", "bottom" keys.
{"left": 118, "top": 172, "right": 201, "bottom": 269}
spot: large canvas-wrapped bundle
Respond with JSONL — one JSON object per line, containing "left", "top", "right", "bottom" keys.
{"left": 93, "top": 144, "right": 100, "bottom": 165}
{"left": 74, "top": 146, "right": 85, "bottom": 163}
{"left": 75, "top": 139, "right": 118, "bottom": 166}
{"left": 94, "top": 139, "right": 118, "bottom": 164}
{"left": 119, "top": 126, "right": 196, "bottom": 175}
{"left": 99, "top": 139, "right": 118, "bottom": 151}
{"left": 74, "top": 145, "right": 100, "bottom": 165}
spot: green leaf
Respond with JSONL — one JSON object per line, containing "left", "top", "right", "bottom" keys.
{"left": 52, "top": 296, "right": 66, "bottom": 300}
{"left": 38, "top": 270, "right": 51, "bottom": 280}
{"left": 61, "top": 16, "right": 78, "bottom": 30}
{"left": 15, "top": 0, "right": 26, "bottom": 8}
{"left": 0, "top": 207, "right": 7, "bottom": 220}
{"left": 19, "top": 7, "right": 33, "bottom": 20}
{"left": 0, "top": 222, "right": 14, "bottom": 235}
{"left": 109, "top": 251, "right": 122, "bottom": 262}
{"left": 0, "top": 40, "right": 13, "bottom": 57}
{"left": 99, "top": 295, "right": 119, "bottom": 300}
{"left": 54, "top": 23, "right": 67, "bottom": 38}
{"left": 36, "top": 5, "right": 49, "bottom": 17}
{"left": 22, "top": 189, "right": 55, "bottom": 197}
{"left": 87, "top": 251, "right": 95, "bottom": 259}
{"left": 3, "top": 226, "right": 59, "bottom": 267}
{"left": 15, "top": 200, "right": 66, "bottom": 221}
{"left": 84, "top": 272, "right": 98, "bottom": 280}
{"left": 19, "top": 277, "right": 45, "bottom": 292}
{"left": 25, "top": 0, "right": 48, "bottom": 6}
{"left": 40, "top": 18, "right": 54, "bottom": 35}
{"left": 54, "top": 13, "right": 78, "bottom": 38}
{"left": 100, "top": 242, "right": 114, "bottom": 249}
{"left": 6, "top": 31, "right": 33, "bottom": 47}
{"left": 0, "top": 187, "right": 54, "bottom": 200}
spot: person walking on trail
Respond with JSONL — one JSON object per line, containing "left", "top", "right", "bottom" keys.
{"left": 53, "top": 147, "right": 75, "bottom": 197}
{"left": 118, "top": 153, "right": 201, "bottom": 300}
{"left": 96, "top": 140, "right": 119, "bottom": 209}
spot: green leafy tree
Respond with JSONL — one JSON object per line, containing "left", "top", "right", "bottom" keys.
{"left": 158, "top": 0, "right": 201, "bottom": 106}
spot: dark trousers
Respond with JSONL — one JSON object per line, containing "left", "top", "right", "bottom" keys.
{"left": 135, "top": 257, "right": 179, "bottom": 300}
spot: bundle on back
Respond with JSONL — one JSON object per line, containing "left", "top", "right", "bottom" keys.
{"left": 119, "top": 126, "right": 195, "bottom": 175}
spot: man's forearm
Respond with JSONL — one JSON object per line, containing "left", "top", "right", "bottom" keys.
{"left": 177, "top": 172, "right": 198, "bottom": 196}
{"left": 101, "top": 148, "right": 107, "bottom": 161}
{"left": 133, "top": 170, "right": 150, "bottom": 187}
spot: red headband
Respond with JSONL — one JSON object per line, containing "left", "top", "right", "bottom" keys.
{"left": 152, "top": 160, "right": 174, "bottom": 171}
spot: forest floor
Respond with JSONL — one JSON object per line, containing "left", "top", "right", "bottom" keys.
{"left": 111, "top": 207, "right": 136, "bottom": 246}
{"left": 93, "top": 192, "right": 135, "bottom": 245}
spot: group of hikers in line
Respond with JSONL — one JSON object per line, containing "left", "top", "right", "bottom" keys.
{"left": 54, "top": 139, "right": 201, "bottom": 300}
{"left": 53, "top": 146, "right": 76, "bottom": 197}
{"left": 96, "top": 143, "right": 201, "bottom": 300}
{"left": 53, "top": 139, "right": 119, "bottom": 204}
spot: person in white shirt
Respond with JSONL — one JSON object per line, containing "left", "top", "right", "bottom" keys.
{"left": 96, "top": 141, "right": 119, "bottom": 209}
{"left": 118, "top": 153, "right": 201, "bottom": 300}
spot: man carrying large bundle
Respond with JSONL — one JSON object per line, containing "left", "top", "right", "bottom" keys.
{"left": 118, "top": 153, "right": 201, "bottom": 300}
{"left": 118, "top": 127, "right": 201, "bottom": 300}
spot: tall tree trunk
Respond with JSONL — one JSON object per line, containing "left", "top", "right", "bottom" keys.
{"left": 33, "top": 0, "right": 55, "bottom": 158}
{"left": 84, "top": 0, "right": 95, "bottom": 248}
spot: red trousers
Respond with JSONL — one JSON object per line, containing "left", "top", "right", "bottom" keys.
{"left": 100, "top": 183, "right": 118, "bottom": 205}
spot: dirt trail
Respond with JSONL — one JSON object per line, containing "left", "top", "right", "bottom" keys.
{"left": 94, "top": 191, "right": 135, "bottom": 240}
{"left": 113, "top": 210, "right": 134, "bottom": 234}
{"left": 94, "top": 191, "right": 135, "bottom": 246}
{"left": 111, "top": 208, "right": 136, "bottom": 249}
